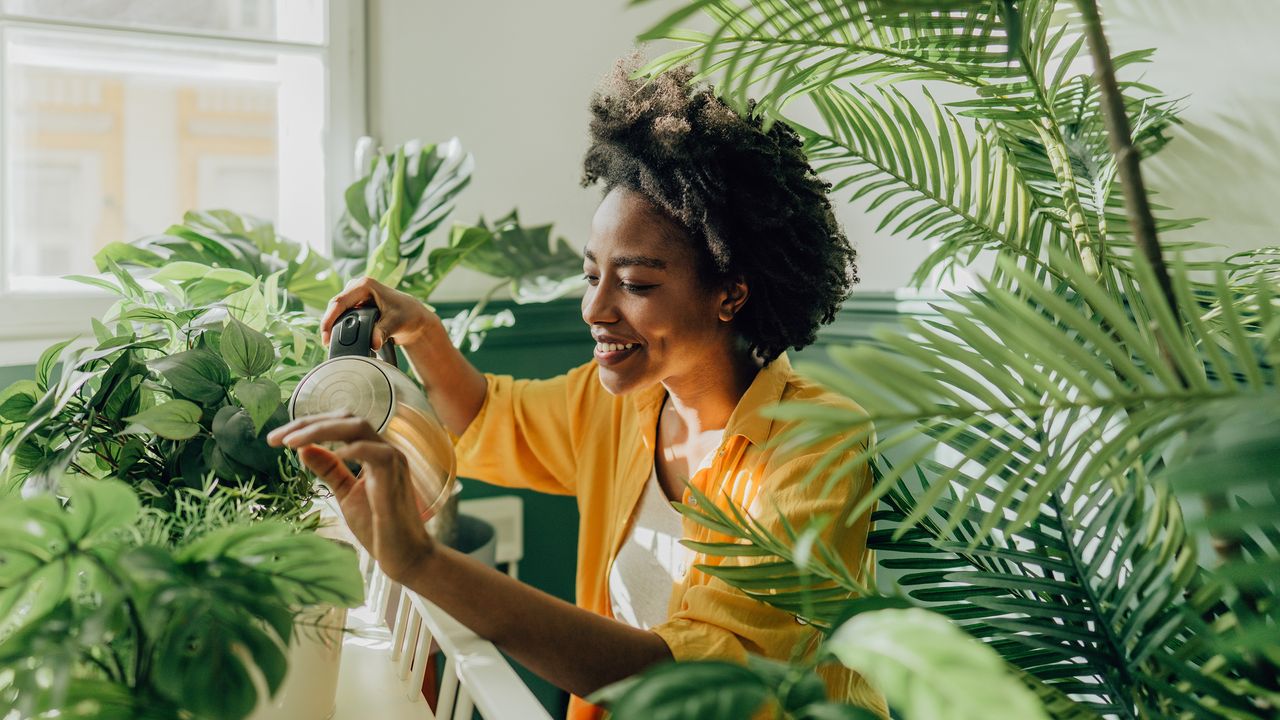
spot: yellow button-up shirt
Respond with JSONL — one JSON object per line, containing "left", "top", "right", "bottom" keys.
{"left": 454, "top": 353, "right": 886, "bottom": 719}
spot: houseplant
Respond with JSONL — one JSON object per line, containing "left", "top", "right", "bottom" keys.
{"left": 1, "top": 138, "right": 583, "bottom": 509}
{"left": 0, "top": 477, "right": 364, "bottom": 720}
{"left": 0, "top": 136, "right": 585, "bottom": 715}
{"left": 595, "top": 1, "right": 1278, "bottom": 718}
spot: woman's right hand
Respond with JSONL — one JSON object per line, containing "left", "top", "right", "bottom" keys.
{"left": 321, "top": 276, "right": 441, "bottom": 351}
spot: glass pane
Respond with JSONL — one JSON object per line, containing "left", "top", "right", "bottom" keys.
{"left": 3, "top": 28, "right": 326, "bottom": 287}
{"left": 1, "top": 0, "right": 325, "bottom": 45}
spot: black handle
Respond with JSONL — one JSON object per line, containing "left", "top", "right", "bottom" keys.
{"left": 328, "top": 306, "right": 399, "bottom": 367}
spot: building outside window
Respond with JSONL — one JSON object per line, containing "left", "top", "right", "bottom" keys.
{"left": 0, "top": 0, "right": 363, "bottom": 361}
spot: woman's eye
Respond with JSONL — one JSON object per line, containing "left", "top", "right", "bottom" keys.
{"left": 583, "top": 274, "right": 599, "bottom": 286}
{"left": 620, "top": 283, "right": 656, "bottom": 293}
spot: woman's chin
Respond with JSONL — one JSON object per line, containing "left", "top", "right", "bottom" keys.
{"left": 595, "top": 365, "right": 649, "bottom": 396}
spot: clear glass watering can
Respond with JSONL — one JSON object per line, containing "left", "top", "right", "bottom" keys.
{"left": 288, "top": 306, "right": 456, "bottom": 521}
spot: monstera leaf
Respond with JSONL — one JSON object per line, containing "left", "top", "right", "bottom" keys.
{"left": 459, "top": 210, "right": 583, "bottom": 303}
{"left": 332, "top": 138, "right": 474, "bottom": 284}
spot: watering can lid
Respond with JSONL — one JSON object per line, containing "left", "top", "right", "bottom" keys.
{"left": 289, "top": 307, "right": 398, "bottom": 431}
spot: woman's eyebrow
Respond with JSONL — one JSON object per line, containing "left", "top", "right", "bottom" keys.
{"left": 583, "top": 249, "right": 667, "bottom": 270}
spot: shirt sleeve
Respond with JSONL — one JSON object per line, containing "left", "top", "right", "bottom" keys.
{"left": 451, "top": 361, "right": 600, "bottom": 496}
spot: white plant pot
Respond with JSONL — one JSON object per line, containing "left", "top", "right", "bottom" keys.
{"left": 248, "top": 604, "right": 348, "bottom": 720}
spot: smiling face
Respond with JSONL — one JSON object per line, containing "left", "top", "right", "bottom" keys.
{"left": 582, "top": 186, "right": 746, "bottom": 396}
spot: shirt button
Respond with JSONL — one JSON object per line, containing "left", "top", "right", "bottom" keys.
{"left": 795, "top": 616, "right": 809, "bottom": 626}
{"left": 689, "top": 497, "right": 698, "bottom": 506}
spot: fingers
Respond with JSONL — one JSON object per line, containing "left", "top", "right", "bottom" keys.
{"left": 320, "top": 276, "right": 435, "bottom": 349}
{"left": 267, "top": 411, "right": 380, "bottom": 448}
{"left": 297, "top": 444, "right": 362, "bottom": 500}
{"left": 346, "top": 444, "right": 432, "bottom": 552}
{"left": 320, "top": 276, "right": 387, "bottom": 345}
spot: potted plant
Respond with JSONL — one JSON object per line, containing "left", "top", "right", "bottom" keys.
{"left": 0, "top": 477, "right": 363, "bottom": 719}
{"left": 0, "top": 136, "right": 585, "bottom": 716}
{"left": 593, "top": 1, "right": 1279, "bottom": 718}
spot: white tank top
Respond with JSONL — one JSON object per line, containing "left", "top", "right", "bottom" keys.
{"left": 608, "top": 465, "right": 692, "bottom": 629}
{"left": 609, "top": 432, "right": 723, "bottom": 629}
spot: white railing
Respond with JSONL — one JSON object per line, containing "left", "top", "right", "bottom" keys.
{"left": 332, "top": 496, "right": 551, "bottom": 720}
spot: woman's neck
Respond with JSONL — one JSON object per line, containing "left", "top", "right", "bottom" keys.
{"left": 660, "top": 346, "right": 762, "bottom": 435}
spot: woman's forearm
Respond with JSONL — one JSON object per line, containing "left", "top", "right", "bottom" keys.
{"left": 401, "top": 544, "right": 673, "bottom": 698}
{"left": 400, "top": 318, "right": 488, "bottom": 436}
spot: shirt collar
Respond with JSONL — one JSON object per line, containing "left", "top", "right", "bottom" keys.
{"left": 724, "top": 352, "right": 791, "bottom": 447}
{"left": 632, "top": 352, "right": 793, "bottom": 448}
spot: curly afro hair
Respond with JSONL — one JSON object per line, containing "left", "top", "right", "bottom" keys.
{"left": 581, "top": 57, "right": 857, "bottom": 365}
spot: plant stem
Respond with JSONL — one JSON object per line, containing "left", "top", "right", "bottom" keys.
{"left": 451, "top": 281, "right": 504, "bottom": 350}
{"left": 1073, "top": 0, "right": 1176, "bottom": 321}
{"left": 1075, "top": 0, "right": 1277, "bottom": 696}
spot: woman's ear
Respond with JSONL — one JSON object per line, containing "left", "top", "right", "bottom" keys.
{"left": 718, "top": 276, "right": 749, "bottom": 322}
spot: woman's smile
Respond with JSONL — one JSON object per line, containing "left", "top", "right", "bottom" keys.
{"left": 593, "top": 341, "right": 642, "bottom": 366}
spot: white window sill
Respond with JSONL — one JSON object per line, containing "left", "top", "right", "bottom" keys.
{"left": 0, "top": 289, "right": 114, "bottom": 366}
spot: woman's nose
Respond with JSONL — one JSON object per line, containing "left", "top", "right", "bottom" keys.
{"left": 581, "top": 285, "right": 617, "bottom": 326}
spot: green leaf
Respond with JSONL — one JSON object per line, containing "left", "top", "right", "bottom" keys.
{"left": 178, "top": 521, "right": 364, "bottom": 607}
{"left": 590, "top": 660, "right": 772, "bottom": 720}
{"left": 333, "top": 138, "right": 474, "bottom": 283}
{"left": 402, "top": 223, "right": 493, "bottom": 300}
{"left": 285, "top": 251, "right": 343, "bottom": 310}
{"left": 124, "top": 400, "right": 203, "bottom": 440}
{"left": 223, "top": 282, "right": 269, "bottom": 330}
{"left": 93, "top": 241, "right": 165, "bottom": 270}
{"left": 211, "top": 405, "right": 285, "bottom": 474}
{"left": 0, "top": 379, "right": 41, "bottom": 423}
{"left": 221, "top": 315, "right": 277, "bottom": 378}
{"left": 150, "top": 350, "right": 231, "bottom": 404}
{"left": 36, "top": 339, "right": 75, "bottom": 392}
{"left": 826, "top": 608, "right": 1049, "bottom": 720}
{"left": 232, "top": 378, "right": 282, "bottom": 435}
{"left": 458, "top": 211, "right": 582, "bottom": 303}
{"left": 60, "top": 477, "right": 141, "bottom": 544}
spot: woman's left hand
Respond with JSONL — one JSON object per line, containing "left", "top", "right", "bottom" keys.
{"left": 267, "top": 411, "right": 434, "bottom": 582}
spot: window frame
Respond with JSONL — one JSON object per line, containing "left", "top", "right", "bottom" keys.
{"left": 0, "top": 1, "right": 365, "bottom": 365}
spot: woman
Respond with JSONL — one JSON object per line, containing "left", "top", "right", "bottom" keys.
{"left": 268, "top": 60, "right": 885, "bottom": 719}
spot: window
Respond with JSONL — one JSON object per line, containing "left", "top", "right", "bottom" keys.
{"left": 0, "top": 0, "right": 364, "bottom": 362}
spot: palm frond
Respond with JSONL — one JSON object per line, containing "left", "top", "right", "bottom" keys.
{"left": 634, "top": 0, "right": 1018, "bottom": 121}
{"left": 772, "top": 253, "right": 1276, "bottom": 541}
{"left": 800, "top": 83, "right": 1068, "bottom": 288}
{"left": 866, "top": 459, "right": 1268, "bottom": 719}
{"left": 1165, "top": 396, "right": 1280, "bottom": 669}
{"left": 673, "top": 482, "right": 872, "bottom": 631}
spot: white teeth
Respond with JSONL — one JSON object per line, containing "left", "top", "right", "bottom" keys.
{"left": 596, "top": 342, "right": 638, "bottom": 353}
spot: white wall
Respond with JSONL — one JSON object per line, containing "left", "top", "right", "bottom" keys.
{"left": 1107, "top": 0, "right": 1280, "bottom": 260}
{"left": 367, "top": 0, "right": 1277, "bottom": 301}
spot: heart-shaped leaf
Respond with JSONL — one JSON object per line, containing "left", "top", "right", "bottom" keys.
{"left": 221, "top": 316, "right": 276, "bottom": 378}
{"left": 125, "top": 400, "right": 203, "bottom": 441}
{"left": 0, "top": 380, "right": 41, "bottom": 423}
{"left": 150, "top": 350, "right": 230, "bottom": 404}
{"left": 232, "top": 378, "right": 281, "bottom": 434}
{"left": 211, "top": 405, "right": 284, "bottom": 473}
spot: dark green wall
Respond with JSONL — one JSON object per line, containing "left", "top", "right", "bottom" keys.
{"left": 0, "top": 364, "right": 34, "bottom": 387}
{"left": 0, "top": 292, "right": 916, "bottom": 718}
